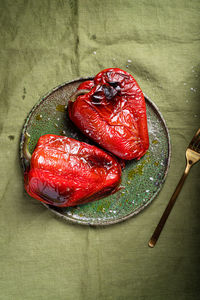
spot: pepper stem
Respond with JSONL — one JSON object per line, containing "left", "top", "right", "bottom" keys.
{"left": 70, "top": 89, "right": 90, "bottom": 103}
{"left": 23, "top": 132, "right": 32, "bottom": 162}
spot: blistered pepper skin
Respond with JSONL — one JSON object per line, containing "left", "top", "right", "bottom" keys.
{"left": 68, "top": 68, "right": 149, "bottom": 160}
{"left": 24, "top": 135, "right": 121, "bottom": 207}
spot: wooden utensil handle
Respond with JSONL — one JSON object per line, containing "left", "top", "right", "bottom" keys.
{"left": 148, "top": 165, "right": 191, "bottom": 248}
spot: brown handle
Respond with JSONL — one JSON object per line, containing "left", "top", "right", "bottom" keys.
{"left": 148, "top": 164, "right": 191, "bottom": 248}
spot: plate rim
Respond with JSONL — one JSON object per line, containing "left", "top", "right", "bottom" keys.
{"left": 20, "top": 77, "right": 171, "bottom": 226}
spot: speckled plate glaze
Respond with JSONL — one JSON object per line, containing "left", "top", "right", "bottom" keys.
{"left": 20, "top": 77, "right": 171, "bottom": 226}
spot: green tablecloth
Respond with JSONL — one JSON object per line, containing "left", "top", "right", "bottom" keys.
{"left": 0, "top": 0, "right": 200, "bottom": 299}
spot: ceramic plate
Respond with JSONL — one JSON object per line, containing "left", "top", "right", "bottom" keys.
{"left": 20, "top": 77, "right": 171, "bottom": 225}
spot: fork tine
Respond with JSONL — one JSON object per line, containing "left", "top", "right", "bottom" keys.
{"left": 194, "top": 136, "right": 200, "bottom": 149}
{"left": 189, "top": 128, "right": 200, "bottom": 149}
{"left": 190, "top": 135, "right": 200, "bottom": 149}
{"left": 193, "top": 139, "right": 200, "bottom": 153}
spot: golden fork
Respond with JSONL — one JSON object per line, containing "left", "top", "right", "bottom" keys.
{"left": 149, "top": 128, "right": 200, "bottom": 248}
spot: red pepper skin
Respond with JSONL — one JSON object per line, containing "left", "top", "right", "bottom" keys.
{"left": 68, "top": 68, "right": 149, "bottom": 160}
{"left": 24, "top": 135, "right": 121, "bottom": 207}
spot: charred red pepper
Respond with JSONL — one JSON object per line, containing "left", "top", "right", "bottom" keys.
{"left": 24, "top": 134, "right": 121, "bottom": 207}
{"left": 68, "top": 68, "right": 149, "bottom": 160}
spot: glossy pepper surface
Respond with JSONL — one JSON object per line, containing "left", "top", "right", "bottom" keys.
{"left": 24, "top": 134, "right": 121, "bottom": 207}
{"left": 68, "top": 68, "right": 149, "bottom": 160}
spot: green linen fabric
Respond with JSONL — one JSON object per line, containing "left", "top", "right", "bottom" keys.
{"left": 0, "top": 0, "right": 200, "bottom": 299}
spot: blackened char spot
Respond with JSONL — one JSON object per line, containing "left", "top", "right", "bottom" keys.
{"left": 92, "top": 85, "right": 104, "bottom": 104}
{"left": 92, "top": 93, "right": 104, "bottom": 104}
{"left": 108, "top": 81, "right": 121, "bottom": 92}
{"left": 36, "top": 187, "right": 74, "bottom": 206}
{"left": 92, "top": 82, "right": 121, "bottom": 103}
{"left": 103, "top": 85, "right": 118, "bottom": 100}
{"left": 86, "top": 154, "right": 112, "bottom": 169}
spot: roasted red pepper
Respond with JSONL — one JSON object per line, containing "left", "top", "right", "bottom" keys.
{"left": 24, "top": 134, "right": 121, "bottom": 207}
{"left": 68, "top": 68, "right": 149, "bottom": 160}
